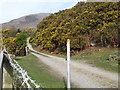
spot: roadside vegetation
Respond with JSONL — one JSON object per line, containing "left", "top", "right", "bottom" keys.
{"left": 15, "top": 54, "right": 66, "bottom": 88}
{"left": 1, "top": 29, "right": 29, "bottom": 56}
{"left": 71, "top": 47, "right": 119, "bottom": 73}
{"left": 31, "top": 2, "right": 119, "bottom": 54}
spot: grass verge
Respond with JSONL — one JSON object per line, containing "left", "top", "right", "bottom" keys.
{"left": 71, "top": 47, "right": 119, "bottom": 73}
{"left": 15, "top": 54, "right": 66, "bottom": 88}
{"left": 3, "top": 68, "right": 12, "bottom": 88}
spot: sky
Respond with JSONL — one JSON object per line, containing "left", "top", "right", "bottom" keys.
{"left": 0, "top": 0, "right": 86, "bottom": 24}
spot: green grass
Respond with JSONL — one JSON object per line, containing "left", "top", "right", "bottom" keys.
{"left": 3, "top": 69, "right": 12, "bottom": 88}
{"left": 71, "top": 47, "right": 119, "bottom": 73}
{"left": 15, "top": 54, "right": 66, "bottom": 88}
{"left": 4, "top": 71, "right": 12, "bottom": 85}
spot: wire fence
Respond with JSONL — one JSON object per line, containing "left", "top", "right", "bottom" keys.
{"left": 4, "top": 51, "right": 41, "bottom": 90}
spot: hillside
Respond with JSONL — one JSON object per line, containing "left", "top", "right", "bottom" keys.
{"left": 31, "top": 2, "right": 119, "bottom": 53}
{"left": 1, "top": 13, "right": 50, "bottom": 30}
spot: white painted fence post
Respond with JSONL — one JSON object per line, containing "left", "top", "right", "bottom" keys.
{"left": 0, "top": 64, "right": 3, "bottom": 90}
{"left": 0, "top": 51, "right": 3, "bottom": 90}
{"left": 67, "top": 39, "right": 70, "bottom": 90}
{"left": 25, "top": 46, "right": 28, "bottom": 56}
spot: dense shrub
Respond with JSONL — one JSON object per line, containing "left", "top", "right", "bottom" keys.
{"left": 31, "top": 2, "right": 119, "bottom": 53}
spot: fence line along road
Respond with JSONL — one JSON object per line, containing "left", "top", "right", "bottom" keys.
{"left": 1, "top": 50, "right": 41, "bottom": 90}
{"left": 6, "top": 51, "right": 41, "bottom": 89}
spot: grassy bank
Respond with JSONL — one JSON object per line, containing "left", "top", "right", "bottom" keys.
{"left": 15, "top": 54, "right": 66, "bottom": 88}
{"left": 71, "top": 47, "right": 119, "bottom": 73}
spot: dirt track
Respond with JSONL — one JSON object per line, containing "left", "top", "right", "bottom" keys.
{"left": 27, "top": 38, "right": 118, "bottom": 88}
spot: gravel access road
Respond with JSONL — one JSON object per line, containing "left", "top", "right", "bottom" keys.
{"left": 27, "top": 38, "right": 118, "bottom": 88}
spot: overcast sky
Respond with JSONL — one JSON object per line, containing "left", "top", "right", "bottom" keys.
{"left": 0, "top": 0, "right": 86, "bottom": 23}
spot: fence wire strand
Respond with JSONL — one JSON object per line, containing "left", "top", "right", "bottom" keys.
{"left": 4, "top": 51, "right": 41, "bottom": 90}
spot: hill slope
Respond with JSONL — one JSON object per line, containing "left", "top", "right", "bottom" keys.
{"left": 31, "top": 2, "right": 119, "bottom": 53}
{"left": 1, "top": 13, "right": 50, "bottom": 30}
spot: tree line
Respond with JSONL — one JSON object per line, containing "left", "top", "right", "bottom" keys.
{"left": 0, "top": 29, "right": 30, "bottom": 56}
